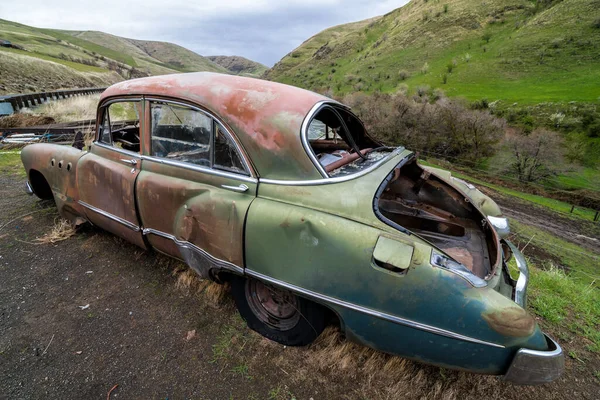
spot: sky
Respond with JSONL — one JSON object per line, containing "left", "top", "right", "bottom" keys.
{"left": 0, "top": 0, "right": 409, "bottom": 66}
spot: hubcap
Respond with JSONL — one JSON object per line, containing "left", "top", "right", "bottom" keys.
{"left": 245, "top": 279, "right": 300, "bottom": 331}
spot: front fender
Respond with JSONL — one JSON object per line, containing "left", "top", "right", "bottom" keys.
{"left": 21, "top": 143, "right": 87, "bottom": 223}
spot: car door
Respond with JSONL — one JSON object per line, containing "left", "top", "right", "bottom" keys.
{"left": 77, "top": 98, "right": 146, "bottom": 249}
{"left": 136, "top": 99, "right": 257, "bottom": 276}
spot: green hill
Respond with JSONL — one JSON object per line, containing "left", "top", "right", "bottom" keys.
{"left": 266, "top": 0, "right": 600, "bottom": 104}
{"left": 0, "top": 19, "right": 230, "bottom": 95}
{"left": 207, "top": 55, "right": 269, "bottom": 77}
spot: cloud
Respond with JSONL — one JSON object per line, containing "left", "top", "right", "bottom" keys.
{"left": 0, "top": 0, "right": 408, "bottom": 66}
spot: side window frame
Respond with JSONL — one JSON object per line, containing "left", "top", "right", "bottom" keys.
{"left": 146, "top": 98, "right": 253, "bottom": 178}
{"left": 96, "top": 97, "right": 143, "bottom": 155}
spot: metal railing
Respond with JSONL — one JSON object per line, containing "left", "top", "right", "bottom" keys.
{"left": 0, "top": 87, "right": 106, "bottom": 116}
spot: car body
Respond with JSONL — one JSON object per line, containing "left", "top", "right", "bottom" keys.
{"left": 21, "top": 72, "right": 563, "bottom": 385}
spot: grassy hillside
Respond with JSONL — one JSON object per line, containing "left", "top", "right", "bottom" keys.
{"left": 68, "top": 31, "right": 228, "bottom": 74}
{"left": 266, "top": 0, "right": 600, "bottom": 104}
{"left": 207, "top": 55, "right": 269, "bottom": 77}
{"left": 0, "top": 18, "right": 231, "bottom": 95}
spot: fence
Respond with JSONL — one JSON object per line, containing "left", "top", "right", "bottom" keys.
{"left": 0, "top": 87, "right": 106, "bottom": 116}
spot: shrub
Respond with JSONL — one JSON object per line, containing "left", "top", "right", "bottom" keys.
{"left": 506, "top": 129, "right": 564, "bottom": 182}
{"left": 421, "top": 62, "right": 429, "bottom": 74}
{"left": 398, "top": 70, "right": 410, "bottom": 81}
{"left": 343, "top": 91, "right": 505, "bottom": 162}
{"left": 465, "top": 53, "right": 472, "bottom": 62}
{"left": 443, "top": 4, "right": 448, "bottom": 13}
{"left": 482, "top": 32, "right": 492, "bottom": 43}
{"left": 442, "top": 73, "right": 448, "bottom": 84}
{"left": 446, "top": 62, "right": 454, "bottom": 73}
{"left": 593, "top": 18, "right": 600, "bottom": 29}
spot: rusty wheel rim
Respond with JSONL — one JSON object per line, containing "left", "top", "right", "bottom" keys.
{"left": 245, "top": 279, "right": 300, "bottom": 331}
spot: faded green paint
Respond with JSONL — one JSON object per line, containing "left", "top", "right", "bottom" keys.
{"left": 373, "top": 236, "right": 413, "bottom": 271}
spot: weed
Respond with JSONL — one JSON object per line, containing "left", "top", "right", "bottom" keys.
{"left": 35, "top": 218, "right": 75, "bottom": 244}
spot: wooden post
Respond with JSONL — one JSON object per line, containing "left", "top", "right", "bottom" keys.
{"left": 570, "top": 205, "right": 575, "bottom": 214}
{"left": 595, "top": 211, "right": 599, "bottom": 222}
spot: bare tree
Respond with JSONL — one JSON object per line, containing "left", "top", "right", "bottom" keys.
{"left": 507, "top": 128, "right": 563, "bottom": 182}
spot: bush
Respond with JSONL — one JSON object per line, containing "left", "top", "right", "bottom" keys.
{"left": 482, "top": 32, "right": 492, "bottom": 43}
{"left": 593, "top": 18, "right": 600, "bottom": 29}
{"left": 506, "top": 129, "right": 563, "bottom": 182}
{"left": 421, "top": 62, "right": 429, "bottom": 74}
{"left": 442, "top": 73, "right": 448, "bottom": 84}
{"left": 443, "top": 4, "right": 448, "bottom": 13}
{"left": 342, "top": 91, "right": 505, "bottom": 162}
{"left": 398, "top": 70, "right": 410, "bottom": 81}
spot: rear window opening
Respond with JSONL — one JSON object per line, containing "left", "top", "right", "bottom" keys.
{"left": 307, "top": 105, "right": 393, "bottom": 177}
{"left": 375, "top": 157, "right": 499, "bottom": 279}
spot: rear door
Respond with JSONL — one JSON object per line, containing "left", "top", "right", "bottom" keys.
{"left": 137, "top": 99, "right": 256, "bottom": 275}
{"left": 77, "top": 98, "right": 146, "bottom": 248}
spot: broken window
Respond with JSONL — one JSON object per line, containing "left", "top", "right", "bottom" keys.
{"left": 150, "top": 101, "right": 249, "bottom": 176}
{"left": 307, "top": 105, "right": 386, "bottom": 177}
{"left": 98, "top": 101, "right": 141, "bottom": 152}
{"left": 150, "top": 102, "right": 212, "bottom": 167}
{"left": 214, "top": 123, "right": 247, "bottom": 175}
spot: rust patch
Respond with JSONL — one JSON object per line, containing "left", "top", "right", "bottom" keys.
{"left": 482, "top": 307, "right": 535, "bottom": 337}
{"left": 445, "top": 247, "right": 474, "bottom": 272}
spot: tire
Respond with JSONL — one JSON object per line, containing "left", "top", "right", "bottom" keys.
{"left": 231, "top": 276, "right": 327, "bottom": 346}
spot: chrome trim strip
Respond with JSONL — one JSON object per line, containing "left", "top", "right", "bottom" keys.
{"left": 260, "top": 147, "right": 406, "bottom": 186}
{"left": 142, "top": 228, "right": 244, "bottom": 274}
{"left": 488, "top": 216, "right": 510, "bottom": 239}
{"left": 245, "top": 269, "right": 505, "bottom": 349}
{"left": 100, "top": 97, "right": 143, "bottom": 107}
{"left": 25, "top": 181, "right": 34, "bottom": 196}
{"left": 503, "top": 334, "right": 564, "bottom": 384}
{"left": 78, "top": 201, "right": 141, "bottom": 232}
{"left": 301, "top": 101, "right": 330, "bottom": 178}
{"left": 506, "top": 241, "right": 529, "bottom": 308}
{"left": 141, "top": 155, "right": 258, "bottom": 184}
{"left": 431, "top": 251, "right": 488, "bottom": 288}
{"left": 94, "top": 142, "right": 142, "bottom": 158}
{"left": 144, "top": 97, "right": 254, "bottom": 177}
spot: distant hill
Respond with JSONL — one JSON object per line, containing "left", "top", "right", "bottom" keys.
{"left": 207, "top": 56, "right": 268, "bottom": 77}
{"left": 266, "top": 0, "right": 600, "bottom": 104}
{"left": 0, "top": 19, "right": 260, "bottom": 95}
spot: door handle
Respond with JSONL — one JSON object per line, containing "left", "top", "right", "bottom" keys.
{"left": 221, "top": 184, "right": 249, "bottom": 193}
{"left": 120, "top": 158, "right": 138, "bottom": 165}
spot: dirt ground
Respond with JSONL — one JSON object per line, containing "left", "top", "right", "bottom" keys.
{"left": 1, "top": 170, "right": 599, "bottom": 399}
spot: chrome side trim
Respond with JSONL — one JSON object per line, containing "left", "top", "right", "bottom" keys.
{"left": 301, "top": 101, "right": 330, "bottom": 178}
{"left": 141, "top": 155, "right": 258, "bottom": 184}
{"left": 142, "top": 228, "right": 244, "bottom": 276}
{"left": 503, "top": 334, "right": 564, "bottom": 385}
{"left": 506, "top": 241, "right": 529, "bottom": 308}
{"left": 144, "top": 97, "right": 255, "bottom": 177}
{"left": 78, "top": 201, "right": 140, "bottom": 232}
{"left": 245, "top": 269, "right": 505, "bottom": 349}
{"left": 25, "top": 181, "right": 34, "bottom": 196}
{"left": 260, "top": 147, "right": 406, "bottom": 186}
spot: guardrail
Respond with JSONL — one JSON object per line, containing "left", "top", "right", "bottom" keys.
{"left": 0, "top": 87, "right": 106, "bottom": 116}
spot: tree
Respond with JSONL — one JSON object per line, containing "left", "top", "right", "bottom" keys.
{"left": 507, "top": 129, "right": 563, "bottom": 182}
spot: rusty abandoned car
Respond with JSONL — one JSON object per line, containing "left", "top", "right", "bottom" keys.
{"left": 21, "top": 72, "right": 563, "bottom": 385}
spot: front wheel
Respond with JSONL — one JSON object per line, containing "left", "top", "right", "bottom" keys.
{"left": 231, "top": 276, "right": 327, "bottom": 346}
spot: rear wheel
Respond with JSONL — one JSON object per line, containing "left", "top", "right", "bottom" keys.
{"left": 231, "top": 276, "right": 327, "bottom": 346}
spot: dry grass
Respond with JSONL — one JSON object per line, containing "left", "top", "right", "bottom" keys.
{"left": 168, "top": 265, "right": 516, "bottom": 399}
{"left": 173, "top": 266, "right": 231, "bottom": 307}
{"left": 35, "top": 218, "right": 76, "bottom": 244}
{"left": 22, "top": 94, "right": 100, "bottom": 123}
{"left": 0, "top": 114, "right": 56, "bottom": 129}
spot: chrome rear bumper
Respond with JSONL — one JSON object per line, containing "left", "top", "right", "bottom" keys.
{"left": 505, "top": 241, "right": 528, "bottom": 308}
{"left": 504, "top": 334, "right": 564, "bottom": 385}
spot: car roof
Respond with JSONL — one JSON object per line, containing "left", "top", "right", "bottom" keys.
{"left": 101, "top": 72, "right": 330, "bottom": 180}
